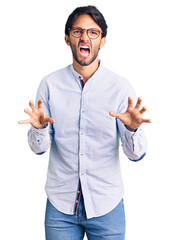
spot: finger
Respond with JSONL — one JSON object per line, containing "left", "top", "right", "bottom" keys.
{"left": 134, "top": 97, "right": 142, "bottom": 109}
{"left": 127, "top": 97, "right": 133, "bottom": 108}
{"left": 24, "top": 108, "right": 33, "bottom": 117}
{"left": 142, "top": 118, "right": 152, "bottom": 123}
{"left": 18, "top": 118, "right": 31, "bottom": 124}
{"left": 29, "top": 100, "right": 36, "bottom": 112}
{"left": 109, "top": 111, "right": 119, "bottom": 118}
{"left": 38, "top": 99, "right": 43, "bottom": 109}
{"left": 139, "top": 106, "right": 147, "bottom": 114}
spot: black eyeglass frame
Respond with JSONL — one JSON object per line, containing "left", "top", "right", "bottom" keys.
{"left": 68, "top": 27, "right": 103, "bottom": 39}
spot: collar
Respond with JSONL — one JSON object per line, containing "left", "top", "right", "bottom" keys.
{"left": 70, "top": 60, "right": 103, "bottom": 83}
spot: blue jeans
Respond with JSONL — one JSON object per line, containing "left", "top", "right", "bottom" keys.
{"left": 45, "top": 191, "right": 125, "bottom": 240}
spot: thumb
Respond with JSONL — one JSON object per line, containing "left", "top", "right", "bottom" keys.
{"left": 46, "top": 116, "right": 55, "bottom": 124}
{"left": 49, "top": 117, "right": 55, "bottom": 124}
{"left": 109, "top": 111, "right": 119, "bottom": 118}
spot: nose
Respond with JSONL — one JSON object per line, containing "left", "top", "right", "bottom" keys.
{"left": 80, "top": 30, "right": 90, "bottom": 41}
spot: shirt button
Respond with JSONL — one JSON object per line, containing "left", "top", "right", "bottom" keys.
{"left": 80, "top": 153, "right": 83, "bottom": 156}
{"left": 77, "top": 190, "right": 80, "bottom": 193}
{"left": 80, "top": 132, "right": 83, "bottom": 135}
{"left": 81, "top": 173, "right": 84, "bottom": 176}
{"left": 76, "top": 200, "right": 79, "bottom": 203}
{"left": 82, "top": 110, "right": 84, "bottom": 113}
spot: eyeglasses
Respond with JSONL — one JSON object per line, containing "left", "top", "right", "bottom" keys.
{"left": 68, "top": 27, "right": 103, "bottom": 39}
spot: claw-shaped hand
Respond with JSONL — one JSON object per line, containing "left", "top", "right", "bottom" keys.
{"left": 109, "top": 97, "right": 151, "bottom": 131}
{"left": 18, "top": 99, "right": 55, "bottom": 129}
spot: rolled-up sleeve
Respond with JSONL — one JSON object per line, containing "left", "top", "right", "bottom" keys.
{"left": 28, "top": 124, "right": 51, "bottom": 154}
{"left": 122, "top": 126, "right": 147, "bottom": 161}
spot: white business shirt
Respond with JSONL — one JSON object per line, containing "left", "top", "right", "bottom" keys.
{"left": 28, "top": 61, "right": 147, "bottom": 219}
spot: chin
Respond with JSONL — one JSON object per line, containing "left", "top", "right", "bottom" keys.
{"left": 78, "top": 60, "right": 91, "bottom": 66}
{"left": 75, "top": 56, "right": 98, "bottom": 67}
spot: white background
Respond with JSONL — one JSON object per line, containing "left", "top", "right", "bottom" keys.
{"left": 0, "top": 0, "right": 170, "bottom": 239}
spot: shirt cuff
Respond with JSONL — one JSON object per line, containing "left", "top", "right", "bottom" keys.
{"left": 125, "top": 126, "right": 142, "bottom": 140}
{"left": 30, "top": 124, "right": 49, "bottom": 136}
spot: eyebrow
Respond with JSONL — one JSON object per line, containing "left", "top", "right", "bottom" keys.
{"left": 72, "top": 26, "right": 101, "bottom": 30}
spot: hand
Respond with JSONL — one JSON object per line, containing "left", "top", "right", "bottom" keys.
{"left": 109, "top": 97, "right": 151, "bottom": 131}
{"left": 18, "top": 99, "right": 55, "bottom": 129}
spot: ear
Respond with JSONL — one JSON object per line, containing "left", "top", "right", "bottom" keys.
{"left": 65, "top": 35, "right": 70, "bottom": 46}
{"left": 100, "top": 37, "right": 106, "bottom": 49}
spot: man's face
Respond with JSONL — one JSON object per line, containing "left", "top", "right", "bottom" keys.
{"left": 65, "top": 14, "right": 106, "bottom": 66}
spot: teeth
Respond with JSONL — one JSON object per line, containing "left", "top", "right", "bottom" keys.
{"left": 81, "top": 46, "right": 89, "bottom": 49}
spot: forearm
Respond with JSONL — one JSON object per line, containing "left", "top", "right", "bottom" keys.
{"left": 28, "top": 125, "right": 51, "bottom": 154}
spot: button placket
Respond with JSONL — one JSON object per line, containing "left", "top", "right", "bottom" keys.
{"left": 79, "top": 88, "right": 86, "bottom": 177}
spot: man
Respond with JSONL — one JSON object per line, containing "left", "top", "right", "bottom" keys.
{"left": 19, "top": 5, "right": 151, "bottom": 240}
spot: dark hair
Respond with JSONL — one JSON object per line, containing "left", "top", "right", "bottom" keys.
{"left": 65, "top": 5, "right": 108, "bottom": 38}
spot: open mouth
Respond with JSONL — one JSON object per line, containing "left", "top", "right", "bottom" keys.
{"left": 79, "top": 46, "right": 90, "bottom": 57}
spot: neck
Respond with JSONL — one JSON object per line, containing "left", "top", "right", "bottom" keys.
{"left": 73, "top": 57, "right": 99, "bottom": 83}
